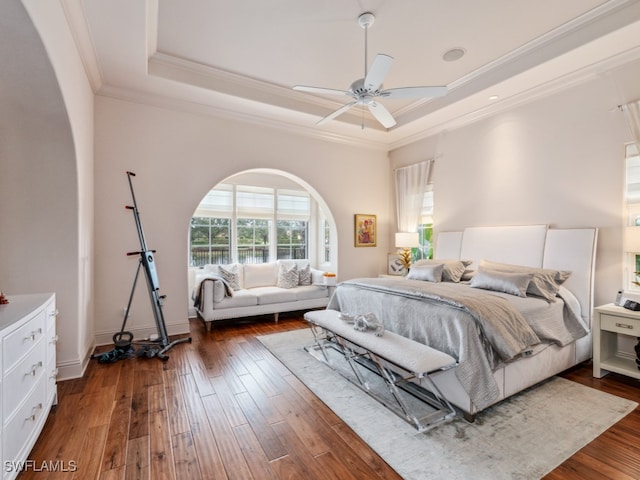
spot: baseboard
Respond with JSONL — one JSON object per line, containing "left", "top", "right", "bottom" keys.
{"left": 56, "top": 342, "right": 94, "bottom": 381}
{"left": 93, "top": 320, "right": 191, "bottom": 347}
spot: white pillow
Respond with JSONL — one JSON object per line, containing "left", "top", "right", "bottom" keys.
{"left": 406, "top": 264, "right": 444, "bottom": 282}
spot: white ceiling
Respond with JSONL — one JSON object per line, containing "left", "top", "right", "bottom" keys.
{"left": 66, "top": 0, "right": 640, "bottom": 149}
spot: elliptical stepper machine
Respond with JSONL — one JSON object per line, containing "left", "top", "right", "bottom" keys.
{"left": 94, "top": 171, "right": 191, "bottom": 363}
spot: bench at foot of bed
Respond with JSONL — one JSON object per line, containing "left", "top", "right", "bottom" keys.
{"left": 304, "top": 309, "right": 458, "bottom": 432}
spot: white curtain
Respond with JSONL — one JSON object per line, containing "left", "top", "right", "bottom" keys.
{"left": 623, "top": 100, "right": 640, "bottom": 149}
{"left": 394, "top": 160, "right": 433, "bottom": 232}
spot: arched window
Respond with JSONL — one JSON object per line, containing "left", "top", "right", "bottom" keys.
{"left": 189, "top": 171, "right": 336, "bottom": 270}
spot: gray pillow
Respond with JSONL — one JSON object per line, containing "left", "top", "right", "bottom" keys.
{"left": 479, "top": 260, "right": 571, "bottom": 302}
{"left": 218, "top": 265, "right": 240, "bottom": 290}
{"left": 406, "top": 264, "right": 444, "bottom": 282}
{"left": 298, "top": 263, "right": 312, "bottom": 286}
{"left": 469, "top": 267, "right": 533, "bottom": 297}
{"left": 413, "top": 259, "right": 472, "bottom": 283}
{"left": 277, "top": 263, "right": 299, "bottom": 289}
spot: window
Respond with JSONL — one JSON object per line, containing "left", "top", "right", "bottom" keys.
{"left": 190, "top": 217, "right": 230, "bottom": 266}
{"left": 237, "top": 218, "right": 271, "bottom": 264}
{"left": 277, "top": 220, "right": 307, "bottom": 259}
{"left": 190, "top": 183, "right": 318, "bottom": 266}
{"left": 416, "top": 186, "right": 434, "bottom": 260}
{"left": 323, "top": 218, "right": 331, "bottom": 263}
{"left": 626, "top": 143, "right": 640, "bottom": 289}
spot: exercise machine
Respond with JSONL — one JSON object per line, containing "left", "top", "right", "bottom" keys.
{"left": 97, "top": 171, "right": 191, "bottom": 362}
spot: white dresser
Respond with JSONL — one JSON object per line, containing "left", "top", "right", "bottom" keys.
{"left": 0, "top": 293, "right": 57, "bottom": 479}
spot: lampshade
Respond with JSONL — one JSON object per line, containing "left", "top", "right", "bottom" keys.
{"left": 625, "top": 227, "right": 640, "bottom": 252}
{"left": 395, "top": 232, "right": 419, "bottom": 249}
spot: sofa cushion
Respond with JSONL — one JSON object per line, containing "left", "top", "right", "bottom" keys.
{"left": 293, "top": 285, "right": 329, "bottom": 301}
{"left": 243, "top": 263, "right": 278, "bottom": 289}
{"left": 215, "top": 290, "right": 257, "bottom": 308}
{"left": 252, "top": 286, "right": 298, "bottom": 305}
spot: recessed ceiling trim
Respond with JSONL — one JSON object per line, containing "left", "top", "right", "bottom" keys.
{"left": 388, "top": 41, "right": 640, "bottom": 151}
{"left": 149, "top": 51, "right": 388, "bottom": 130}
{"left": 96, "top": 84, "right": 390, "bottom": 152}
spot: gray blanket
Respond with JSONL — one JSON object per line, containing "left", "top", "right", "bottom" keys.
{"left": 192, "top": 274, "right": 234, "bottom": 309}
{"left": 327, "top": 277, "right": 587, "bottom": 410}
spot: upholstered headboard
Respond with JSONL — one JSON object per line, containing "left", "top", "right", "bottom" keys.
{"left": 434, "top": 225, "right": 598, "bottom": 326}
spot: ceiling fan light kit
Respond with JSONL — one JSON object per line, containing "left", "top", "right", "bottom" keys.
{"left": 293, "top": 12, "right": 448, "bottom": 130}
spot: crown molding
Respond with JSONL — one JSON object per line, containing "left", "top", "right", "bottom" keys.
{"left": 388, "top": 43, "right": 640, "bottom": 151}
{"left": 60, "top": 0, "right": 103, "bottom": 93}
{"left": 96, "top": 83, "right": 390, "bottom": 151}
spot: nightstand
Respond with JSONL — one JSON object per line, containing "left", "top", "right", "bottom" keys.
{"left": 593, "top": 303, "right": 640, "bottom": 379}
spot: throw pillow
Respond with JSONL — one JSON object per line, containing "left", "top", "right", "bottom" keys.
{"left": 298, "top": 263, "right": 312, "bottom": 286}
{"left": 469, "top": 267, "right": 533, "bottom": 297}
{"left": 479, "top": 260, "right": 571, "bottom": 302}
{"left": 277, "top": 263, "right": 299, "bottom": 289}
{"left": 406, "top": 264, "right": 444, "bottom": 282}
{"left": 413, "top": 259, "right": 472, "bottom": 282}
{"left": 218, "top": 264, "right": 241, "bottom": 291}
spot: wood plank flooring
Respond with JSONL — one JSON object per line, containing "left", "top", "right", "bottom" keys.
{"left": 18, "top": 314, "right": 640, "bottom": 480}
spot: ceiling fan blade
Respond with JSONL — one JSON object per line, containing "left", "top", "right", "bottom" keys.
{"left": 316, "top": 100, "right": 358, "bottom": 126}
{"left": 380, "top": 85, "right": 448, "bottom": 99}
{"left": 293, "top": 85, "right": 352, "bottom": 97}
{"left": 364, "top": 54, "right": 393, "bottom": 91}
{"left": 367, "top": 101, "right": 396, "bottom": 128}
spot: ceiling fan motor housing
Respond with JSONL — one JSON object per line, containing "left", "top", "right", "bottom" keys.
{"left": 349, "top": 78, "right": 382, "bottom": 96}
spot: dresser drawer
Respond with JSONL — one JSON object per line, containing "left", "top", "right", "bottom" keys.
{"left": 2, "top": 311, "right": 45, "bottom": 373}
{"left": 3, "top": 341, "right": 45, "bottom": 419}
{"left": 600, "top": 314, "right": 640, "bottom": 335}
{"left": 3, "top": 377, "right": 46, "bottom": 467}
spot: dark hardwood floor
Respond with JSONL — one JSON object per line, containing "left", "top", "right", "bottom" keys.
{"left": 17, "top": 314, "right": 640, "bottom": 480}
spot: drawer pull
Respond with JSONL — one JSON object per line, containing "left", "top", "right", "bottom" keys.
{"left": 24, "top": 361, "right": 43, "bottom": 377}
{"left": 24, "top": 328, "right": 43, "bottom": 341}
{"left": 615, "top": 322, "right": 635, "bottom": 330}
{"left": 50, "top": 335, "right": 59, "bottom": 344}
{"left": 50, "top": 309, "right": 59, "bottom": 317}
{"left": 24, "top": 403, "right": 43, "bottom": 422}
{"left": 50, "top": 368, "right": 59, "bottom": 380}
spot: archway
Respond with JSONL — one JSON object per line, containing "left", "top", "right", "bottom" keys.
{"left": 187, "top": 168, "right": 338, "bottom": 315}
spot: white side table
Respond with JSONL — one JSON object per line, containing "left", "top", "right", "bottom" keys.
{"left": 593, "top": 303, "right": 640, "bottom": 379}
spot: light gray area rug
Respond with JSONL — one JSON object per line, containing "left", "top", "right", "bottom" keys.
{"left": 258, "top": 328, "right": 638, "bottom": 480}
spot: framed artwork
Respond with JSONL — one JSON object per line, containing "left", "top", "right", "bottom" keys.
{"left": 387, "top": 253, "right": 407, "bottom": 276}
{"left": 354, "top": 214, "right": 377, "bottom": 247}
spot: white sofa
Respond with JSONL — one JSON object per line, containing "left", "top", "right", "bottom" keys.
{"left": 194, "top": 260, "right": 333, "bottom": 331}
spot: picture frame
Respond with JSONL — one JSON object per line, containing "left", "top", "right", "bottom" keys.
{"left": 387, "top": 253, "right": 407, "bottom": 276}
{"left": 354, "top": 214, "right": 377, "bottom": 247}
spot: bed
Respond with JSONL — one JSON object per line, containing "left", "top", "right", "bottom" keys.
{"left": 327, "top": 225, "right": 598, "bottom": 419}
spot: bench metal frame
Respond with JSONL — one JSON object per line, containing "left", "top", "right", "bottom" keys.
{"left": 306, "top": 323, "right": 457, "bottom": 433}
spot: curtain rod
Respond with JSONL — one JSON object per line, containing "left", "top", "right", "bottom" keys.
{"left": 393, "top": 157, "right": 438, "bottom": 172}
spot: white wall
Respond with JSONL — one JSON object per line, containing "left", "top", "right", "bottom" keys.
{"left": 390, "top": 68, "right": 639, "bottom": 308}
{"left": 0, "top": 1, "right": 94, "bottom": 379}
{"left": 93, "top": 96, "right": 391, "bottom": 341}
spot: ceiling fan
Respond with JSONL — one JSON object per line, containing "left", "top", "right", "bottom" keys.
{"left": 293, "top": 12, "right": 448, "bottom": 129}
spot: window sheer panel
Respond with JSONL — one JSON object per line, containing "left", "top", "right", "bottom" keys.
{"left": 395, "top": 160, "right": 432, "bottom": 233}
{"left": 194, "top": 184, "right": 233, "bottom": 217}
{"left": 237, "top": 186, "right": 274, "bottom": 219}
{"left": 277, "top": 190, "right": 310, "bottom": 220}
